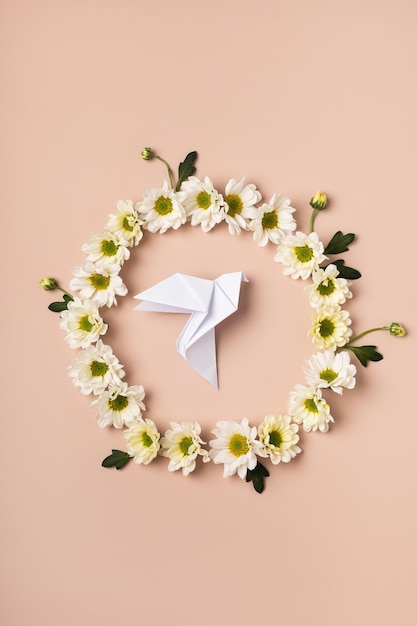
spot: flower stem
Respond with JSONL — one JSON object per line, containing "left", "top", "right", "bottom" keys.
{"left": 155, "top": 156, "right": 175, "bottom": 189}
{"left": 309, "top": 209, "right": 318, "bottom": 233}
{"left": 57, "top": 286, "right": 74, "bottom": 299}
{"left": 344, "top": 326, "right": 390, "bottom": 346}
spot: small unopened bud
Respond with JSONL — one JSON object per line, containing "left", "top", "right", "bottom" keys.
{"left": 39, "top": 277, "right": 58, "bottom": 291}
{"left": 389, "top": 322, "right": 406, "bottom": 337}
{"left": 310, "top": 191, "right": 328, "bottom": 211}
{"left": 141, "top": 147, "right": 154, "bottom": 161}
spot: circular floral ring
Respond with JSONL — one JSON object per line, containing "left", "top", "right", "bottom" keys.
{"left": 40, "top": 148, "right": 406, "bottom": 493}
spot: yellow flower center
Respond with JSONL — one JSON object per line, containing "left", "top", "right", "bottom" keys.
{"left": 79, "top": 314, "right": 94, "bottom": 332}
{"left": 89, "top": 274, "right": 110, "bottom": 290}
{"left": 320, "top": 368, "right": 337, "bottom": 383}
{"left": 294, "top": 245, "right": 313, "bottom": 263}
{"left": 101, "top": 239, "right": 118, "bottom": 257}
{"left": 225, "top": 194, "right": 243, "bottom": 218}
{"left": 90, "top": 360, "right": 108, "bottom": 377}
{"left": 268, "top": 429, "right": 283, "bottom": 448}
{"left": 228, "top": 433, "right": 249, "bottom": 457}
{"left": 179, "top": 436, "right": 193, "bottom": 456}
{"left": 319, "top": 319, "right": 335, "bottom": 338}
{"left": 154, "top": 196, "right": 173, "bottom": 216}
{"left": 122, "top": 215, "right": 134, "bottom": 232}
{"left": 317, "top": 278, "right": 335, "bottom": 296}
{"left": 108, "top": 395, "right": 129, "bottom": 412}
{"left": 304, "top": 398, "right": 319, "bottom": 413}
{"left": 261, "top": 210, "right": 278, "bottom": 230}
{"left": 141, "top": 431, "right": 153, "bottom": 448}
{"left": 197, "top": 191, "right": 211, "bottom": 209}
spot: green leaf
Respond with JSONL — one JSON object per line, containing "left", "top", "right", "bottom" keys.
{"left": 324, "top": 231, "right": 356, "bottom": 255}
{"left": 176, "top": 151, "right": 198, "bottom": 191}
{"left": 346, "top": 345, "right": 383, "bottom": 367}
{"left": 245, "top": 461, "right": 270, "bottom": 494}
{"left": 48, "top": 293, "right": 73, "bottom": 312}
{"left": 326, "top": 259, "right": 362, "bottom": 280}
{"left": 102, "top": 449, "right": 132, "bottom": 470}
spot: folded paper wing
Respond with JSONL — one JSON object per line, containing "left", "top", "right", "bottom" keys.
{"left": 134, "top": 272, "right": 248, "bottom": 388}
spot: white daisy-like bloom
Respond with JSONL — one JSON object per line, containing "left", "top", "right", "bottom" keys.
{"left": 59, "top": 297, "right": 108, "bottom": 349}
{"left": 275, "top": 231, "right": 326, "bottom": 279}
{"left": 160, "top": 421, "right": 210, "bottom": 476}
{"left": 309, "top": 306, "right": 352, "bottom": 350}
{"left": 209, "top": 417, "right": 267, "bottom": 479}
{"left": 306, "top": 264, "right": 352, "bottom": 310}
{"left": 81, "top": 232, "right": 130, "bottom": 269}
{"left": 123, "top": 418, "right": 161, "bottom": 465}
{"left": 258, "top": 414, "right": 301, "bottom": 464}
{"left": 181, "top": 176, "right": 225, "bottom": 232}
{"left": 223, "top": 177, "right": 262, "bottom": 235}
{"left": 288, "top": 384, "right": 334, "bottom": 433}
{"left": 106, "top": 200, "right": 143, "bottom": 246}
{"left": 251, "top": 193, "right": 296, "bottom": 247}
{"left": 70, "top": 260, "right": 127, "bottom": 307}
{"left": 91, "top": 382, "right": 146, "bottom": 429}
{"left": 135, "top": 180, "right": 187, "bottom": 234}
{"left": 304, "top": 350, "right": 356, "bottom": 395}
{"left": 67, "top": 339, "right": 125, "bottom": 396}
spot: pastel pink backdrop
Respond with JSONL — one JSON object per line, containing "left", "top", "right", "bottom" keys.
{"left": 1, "top": 1, "right": 416, "bottom": 625}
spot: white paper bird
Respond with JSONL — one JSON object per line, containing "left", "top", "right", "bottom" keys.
{"left": 134, "top": 272, "right": 248, "bottom": 388}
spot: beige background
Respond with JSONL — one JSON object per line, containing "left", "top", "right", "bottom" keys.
{"left": 1, "top": 1, "right": 416, "bottom": 624}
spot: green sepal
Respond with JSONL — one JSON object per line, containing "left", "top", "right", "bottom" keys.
{"left": 48, "top": 294, "right": 73, "bottom": 312}
{"left": 102, "top": 449, "right": 132, "bottom": 470}
{"left": 324, "top": 259, "right": 362, "bottom": 280}
{"left": 345, "top": 345, "right": 383, "bottom": 367}
{"left": 245, "top": 461, "right": 270, "bottom": 494}
{"left": 176, "top": 151, "right": 198, "bottom": 191}
{"left": 324, "top": 231, "right": 356, "bottom": 255}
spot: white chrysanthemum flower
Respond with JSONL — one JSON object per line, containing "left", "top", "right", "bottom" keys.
{"left": 304, "top": 350, "right": 356, "bottom": 395}
{"left": 59, "top": 298, "right": 108, "bottom": 349}
{"left": 310, "top": 306, "right": 352, "bottom": 350}
{"left": 258, "top": 414, "right": 301, "bottom": 464}
{"left": 81, "top": 232, "right": 130, "bottom": 269}
{"left": 91, "top": 382, "right": 146, "bottom": 429}
{"left": 160, "top": 421, "right": 210, "bottom": 476}
{"left": 306, "top": 264, "right": 352, "bottom": 310}
{"left": 106, "top": 200, "right": 143, "bottom": 246}
{"left": 70, "top": 261, "right": 127, "bottom": 307}
{"left": 181, "top": 176, "right": 225, "bottom": 232}
{"left": 123, "top": 419, "right": 161, "bottom": 465}
{"left": 135, "top": 180, "right": 187, "bottom": 234}
{"left": 209, "top": 417, "right": 266, "bottom": 479}
{"left": 251, "top": 194, "right": 296, "bottom": 247}
{"left": 275, "top": 231, "right": 326, "bottom": 279}
{"left": 67, "top": 339, "right": 125, "bottom": 395}
{"left": 223, "top": 177, "right": 262, "bottom": 235}
{"left": 288, "top": 384, "right": 334, "bottom": 433}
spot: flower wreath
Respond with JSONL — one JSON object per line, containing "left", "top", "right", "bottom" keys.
{"left": 40, "top": 148, "right": 406, "bottom": 493}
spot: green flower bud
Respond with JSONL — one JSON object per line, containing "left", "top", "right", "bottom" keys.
{"left": 309, "top": 191, "right": 328, "bottom": 211}
{"left": 39, "top": 277, "right": 58, "bottom": 291}
{"left": 141, "top": 147, "right": 154, "bottom": 161}
{"left": 389, "top": 322, "right": 406, "bottom": 337}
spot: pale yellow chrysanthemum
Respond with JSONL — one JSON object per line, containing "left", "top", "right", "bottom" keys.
{"left": 123, "top": 419, "right": 161, "bottom": 465}
{"left": 258, "top": 414, "right": 301, "bottom": 464}
{"left": 60, "top": 298, "right": 108, "bottom": 349}
{"left": 106, "top": 200, "right": 143, "bottom": 246}
{"left": 160, "top": 421, "right": 209, "bottom": 475}
{"left": 209, "top": 418, "right": 266, "bottom": 479}
{"left": 306, "top": 264, "right": 352, "bottom": 310}
{"left": 310, "top": 306, "right": 352, "bottom": 350}
{"left": 91, "top": 382, "right": 146, "bottom": 429}
{"left": 288, "top": 384, "right": 334, "bottom": 432}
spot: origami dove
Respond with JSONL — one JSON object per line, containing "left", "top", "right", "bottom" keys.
{"left": 134, "top": 272, "right": 248, "bottom": 388}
